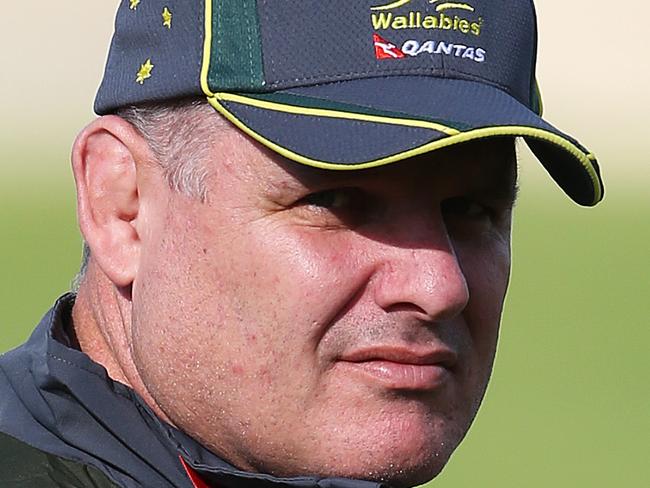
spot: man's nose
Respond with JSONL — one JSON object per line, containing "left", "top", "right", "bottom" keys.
{"left": 370, "top": 220, "right": 470, "bottom": 323}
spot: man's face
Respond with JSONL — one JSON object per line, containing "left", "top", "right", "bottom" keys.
{"left": 130, "top": 126, "right": 515, "bottom": 487}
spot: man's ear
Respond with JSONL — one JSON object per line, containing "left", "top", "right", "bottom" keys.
{"left": 72, "top": 116, "right": 150, "bottom": 288}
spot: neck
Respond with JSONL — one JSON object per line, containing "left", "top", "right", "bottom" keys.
{"left": 72, "top": 261, "right": 173, "bottom": 424}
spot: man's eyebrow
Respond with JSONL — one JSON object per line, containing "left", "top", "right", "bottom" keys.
{"left": 261, "top": 169, "right": 319, "bottom": 199}
{"left": 267, "top": 159, "right": 357, "bottom": 193}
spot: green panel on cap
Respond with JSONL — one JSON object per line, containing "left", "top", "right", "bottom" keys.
{"left": 208, "top": 0, "right": 265, "bottom": 91}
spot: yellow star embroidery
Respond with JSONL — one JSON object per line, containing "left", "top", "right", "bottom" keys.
{"left": 162, "top": 7, "right": 173, "bottom": 29}
{"left": 129, "top": 0, "right": 140, "bottom": 11}
{"left": 136, "top": 59, "right": 154, "bottom": 85}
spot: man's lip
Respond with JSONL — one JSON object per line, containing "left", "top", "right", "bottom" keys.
{"left": 339, "top": 346, "right": 458, "bottom": 367}
{"left": 337, "top": 346, "right": 458, "bottom": 391}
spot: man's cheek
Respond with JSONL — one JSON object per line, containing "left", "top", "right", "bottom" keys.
{"left": 240, "top": 229, "right": 363, "bottom": 315}
{"left": 456, "top": 237, "right": 510, "bottom": 296}
{"left": 454, "top": 242, "right": 509, "bottom": 356}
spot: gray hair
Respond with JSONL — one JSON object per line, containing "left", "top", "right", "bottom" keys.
{"left": 73, "top": 97, "right": 224, "bottom": 291}
{"left": 118, "top": 97, "right": 224, "bottom": 201}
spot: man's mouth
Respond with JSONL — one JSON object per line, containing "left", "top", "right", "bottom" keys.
{"left": 337, "top": 346, "right": 458, "bottom": 391}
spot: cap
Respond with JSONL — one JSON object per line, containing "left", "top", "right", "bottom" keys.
{"left": 95, "top": 0, "right": 604, "bottom": 206}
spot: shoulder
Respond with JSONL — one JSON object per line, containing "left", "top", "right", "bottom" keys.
{"left": 0, "top": 431, "right": 120, "bottom": 488}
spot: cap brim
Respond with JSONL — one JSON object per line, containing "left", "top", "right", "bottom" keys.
{"left": 207, "top": 76, "right": 603, "bottom": 206}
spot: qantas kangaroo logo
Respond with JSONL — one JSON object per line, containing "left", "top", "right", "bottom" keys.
{"left": 373, "top": 33, "right": 407, "bottom": 59}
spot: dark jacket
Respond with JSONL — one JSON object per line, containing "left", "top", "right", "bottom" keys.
{"left": 0, "top": 295, "right": 386, "bottom": 488}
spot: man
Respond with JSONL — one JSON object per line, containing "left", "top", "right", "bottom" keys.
{"left": 0, "top": 1, "right": 603, "bottom": 487}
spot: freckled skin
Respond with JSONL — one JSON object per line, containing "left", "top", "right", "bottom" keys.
{"left": 129, "top": 129, "right": 515, "bottom": 487}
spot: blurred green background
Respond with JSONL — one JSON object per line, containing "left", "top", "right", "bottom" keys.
{"left": 1, "top": 1, "right": 648, "bottom": 487}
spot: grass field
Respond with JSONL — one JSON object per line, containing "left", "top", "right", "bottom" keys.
{"left": 1, "top": 149, "right": 648, "bottom": 487}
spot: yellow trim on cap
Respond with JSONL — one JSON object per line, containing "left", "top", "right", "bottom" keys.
{"left": 215, "top": 93, "right": 460, "bottom": 136}
{"left": 207, "top": 94, "right": 603, "bottom": 205}
{"left": 200, "top": 0, "right": 215, "bottom": 97}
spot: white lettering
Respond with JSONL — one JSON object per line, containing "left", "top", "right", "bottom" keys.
{"left": 416, "top": 40, "right": 436, "bottom": 55}
{"left": 462, "top": 47, "right": 475, "bottom": 59}
{"left": 400, "top": 40, "right": 487, "bottom": 63}
{"left": 401, "top": 40, "right": 420, "bottom": 56}
{"left": 435, "top": 41, "right": 454, "bottom": 55}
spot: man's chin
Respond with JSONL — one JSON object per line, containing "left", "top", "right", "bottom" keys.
{"left": 362, "top": 459, "right": 447, "bottom": 488}
{"left": 290, "top": 428, "right": 459, "bottom": 488}
{"left": 243, "top": 422, "right": 457, "bottom": 487}
{"left": 266, "top": 455, "right": 447, "bottom": 488}
{"left": 361, "top": 443, "right": 453, "bottom": 487}
{"left": 338, "top": 409, "right": 467, "bottom": 485}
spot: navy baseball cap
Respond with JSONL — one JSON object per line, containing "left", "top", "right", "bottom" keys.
{"left": 96, "top": 0, "right": 604, "bottom": 206}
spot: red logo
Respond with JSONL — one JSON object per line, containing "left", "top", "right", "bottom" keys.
{"left": 373, "top": 33, "right": 406, "bottom": 59}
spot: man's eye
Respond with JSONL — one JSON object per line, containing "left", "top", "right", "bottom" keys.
{"left": 441, "top": 197, "right": 491, "bottom": 220}
{"left": 294, "top": 188, "right": 374, "bottom": 228}
{"left": 300, "top": 189, "right": 356, "bottom": 210}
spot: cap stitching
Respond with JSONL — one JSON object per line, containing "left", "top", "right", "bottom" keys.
{"left": 245, "top": 4, "right": 254, "bottom": 81}
{"left": 214, "top": 1, "right": 223, "bottom": 89}
{"left": 46, "top": 353, "right": 138, "bottom": 402}
{"left": 233, "top": 102, "right": 439, "bottom": 135}
{"left": 266, "top": 69, "right": 512, "bottom": 96}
